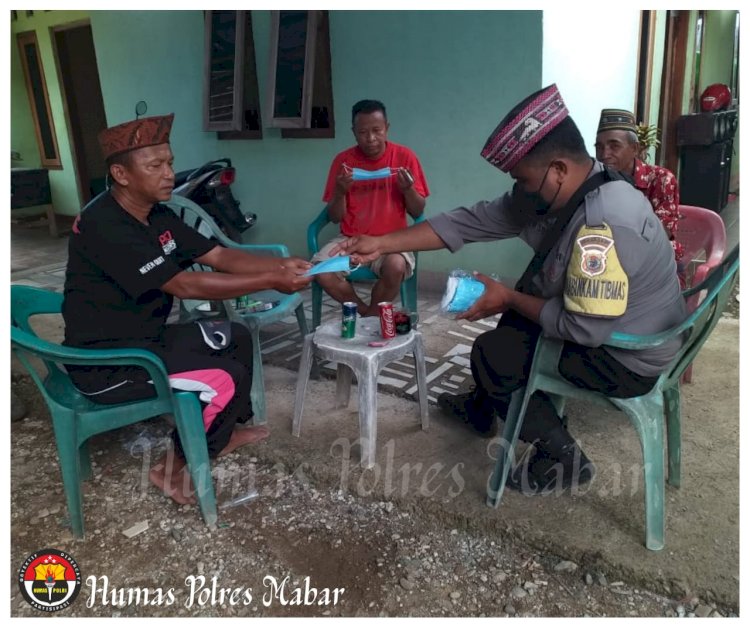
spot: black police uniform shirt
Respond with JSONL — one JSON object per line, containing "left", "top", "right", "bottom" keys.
{"left": 63, "top": 192, "right": 215, "bottom": 348}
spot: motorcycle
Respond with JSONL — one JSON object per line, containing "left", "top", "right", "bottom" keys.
{"left": 173, "top": 158, "right": 256, "bottom": 242}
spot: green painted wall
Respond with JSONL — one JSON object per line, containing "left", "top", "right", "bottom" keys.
{"left": 87, "top": 10, "right": 542, "bottom": 279}
{"left": 10, "top": 10, "right": 91, "bottom": 216}
{"left": 682, "top": 11, "right": 699, "bottom": 114}
{"left": 700, "top": 11, "right": 740, "bottom": 187}
{"left": 700, "top": 11, "right": 737, "bottom": 92}
{"left": 643, "top": 11, "right": 667, "bottom": 164}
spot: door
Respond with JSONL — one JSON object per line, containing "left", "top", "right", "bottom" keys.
{"left": 52, "top": 21, "right": 107, "bottom": 205}
{"left": 656, "top": 10, "right": 691, "bottom": 174}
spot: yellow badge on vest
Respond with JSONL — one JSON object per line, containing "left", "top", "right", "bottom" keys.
{"left": 564, "top": 223, "right": 628, "bottom": 317}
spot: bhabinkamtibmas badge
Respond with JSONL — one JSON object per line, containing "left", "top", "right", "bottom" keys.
{"left": 564, "top": 223, "right": 628, "bottom": 317}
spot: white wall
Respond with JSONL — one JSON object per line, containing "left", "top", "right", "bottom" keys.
{"left": 542, "top": 9, "right": 641, "bottom": 149}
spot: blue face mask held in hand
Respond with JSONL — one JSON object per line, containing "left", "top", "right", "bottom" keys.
{"left": 351, "top": 167, "right": 393, "bottom": 181}
{"left": 440, "top": 271, "right": 486, "bottom": 313}
{"left": 305, "top": 255, "right": 361, "bottom": 277}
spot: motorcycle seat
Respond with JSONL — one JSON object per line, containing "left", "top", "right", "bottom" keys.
{"left": 173, "top": 169, "right": 194, "bottom": 186}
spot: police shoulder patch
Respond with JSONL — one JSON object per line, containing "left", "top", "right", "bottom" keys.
{"left": 564, "top": 223, "right": 628, "bottom": 317}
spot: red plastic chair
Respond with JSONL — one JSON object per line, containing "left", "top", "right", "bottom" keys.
{"left": 676, "top": 205, "right": 727, "bottom": 382}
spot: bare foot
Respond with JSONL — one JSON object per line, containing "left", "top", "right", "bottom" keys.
{"left": 149, "top": 454, "right": 196, "bottom": 505}
{"left": 218, "top": 425, "right": 270, "bottom": 457}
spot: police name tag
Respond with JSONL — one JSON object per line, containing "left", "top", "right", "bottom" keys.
{"left": 564, "top": 223, "right": 628, "bottom": 317}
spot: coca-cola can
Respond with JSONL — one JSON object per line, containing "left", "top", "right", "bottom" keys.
{"left": 378, "top": 301, "right": 396, "bottom": 339}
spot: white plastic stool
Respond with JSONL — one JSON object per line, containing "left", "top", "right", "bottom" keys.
{"left": 292, "top": 318, "right": 429, "bottom": 468}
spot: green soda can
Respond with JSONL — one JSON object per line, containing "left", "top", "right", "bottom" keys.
{"left": 341, "top": 302, "right": 357, "bottom": 338}
{"left": 235, "top": 295, "right": 249, "bottom": 310}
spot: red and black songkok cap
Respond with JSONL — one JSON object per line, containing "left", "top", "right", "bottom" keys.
{"left": 481, "top": 84, "right": 570, "bottom": 173}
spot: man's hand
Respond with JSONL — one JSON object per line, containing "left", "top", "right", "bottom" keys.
{"left": 456, "top": 272, "right": 515, "bottom": 322}
{"left": 329, "top": 235, "right": 383, "bottom": 265}
{"left": 280, "top": 256, "right": 313, "bottom": 275}
{"left": 273, "top": 269, "right": 314, "bottom": 294}
{"left": 396, "top": 167, "right": 414, "bottom": 191}
{"left": 334, "top": 164, "right": 354, "bottom": 196}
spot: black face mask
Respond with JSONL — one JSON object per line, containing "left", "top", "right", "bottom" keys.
{"left": 512, "top": 185, "right": 552, "bottom": 216}
{"left": 512, "top": 163, "right": 561, "bottom": 216}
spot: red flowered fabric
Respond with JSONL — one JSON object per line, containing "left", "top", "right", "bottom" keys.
{"left": 632, "top": 159, "right": 684, "bottom": 261}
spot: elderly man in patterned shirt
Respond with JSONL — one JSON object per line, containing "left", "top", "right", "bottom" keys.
{"left": 594, "top": 109, "right": 684, "bottom": 264}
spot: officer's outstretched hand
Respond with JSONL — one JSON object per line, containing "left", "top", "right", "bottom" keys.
{"left": 274, "top": 268, "right": 314, "bottom": 294}
{"left": 329, "top": 235, "right": 382, "bottom": 265}
{"left": 456, "top": 272, "right": 514, "bottom": 322}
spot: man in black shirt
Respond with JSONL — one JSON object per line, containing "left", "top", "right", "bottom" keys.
{"left": 63, "top": 113, "right": 313, "bottom": 505}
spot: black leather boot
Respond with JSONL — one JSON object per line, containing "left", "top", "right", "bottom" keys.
{"left": 437, "top": 389, "right": 495, "bottom": 436}
{"left": 505, "top": 393, "right": 595, "bottom": 495}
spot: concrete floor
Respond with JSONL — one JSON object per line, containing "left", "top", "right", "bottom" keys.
{"left": 9, "top": 198, "right": 741, "bottom": 608}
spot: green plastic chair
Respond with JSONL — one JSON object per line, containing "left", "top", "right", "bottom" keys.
{"left": 167, "top": 195, "right": 310, "bottom": 423}
{"left": 486, "top": 245, "right": 740, "bottom": 551}
{"left": 10, "top": 285, "right": 218, "bottom": 538}
{"left": 307, "top": 207, "right": 424, "bottom": 329}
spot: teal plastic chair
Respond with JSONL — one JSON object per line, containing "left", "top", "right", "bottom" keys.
{"left": 10, "top": 285, "right": 218, "bottom": 538}
{"left": 307, "top": 208, "right": 424, "bottom": 329}
{"left": 167, "top": 195, "right": 310, "bottom": 423}
{"left": 487, "top": 246, "right": 740, "bottom": 551}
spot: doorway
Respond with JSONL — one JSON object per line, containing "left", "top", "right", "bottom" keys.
{"left": 656, "top": 10, "right": 691, "bottom": 174}
{"left": 51, "top": 21, "right": 107, "bottom": 206}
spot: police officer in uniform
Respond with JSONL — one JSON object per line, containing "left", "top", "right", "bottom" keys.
{"left": 332, "top": 85, "right": 686, "bottom": 494}
{"left": 63, "top": 113, "right": 313, "bottom": 505}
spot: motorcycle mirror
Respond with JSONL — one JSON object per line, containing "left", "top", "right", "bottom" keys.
{"left": 135, "top": 101, "right": 148, "bottom": 119}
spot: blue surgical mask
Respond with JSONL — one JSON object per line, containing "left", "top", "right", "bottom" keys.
{"left": 441, "top": 273, "right": 486, "bottom": 313}
{"left": 351, "top": 167, "right": 393, "bottom": 181}
{"left": 305, "top": 255, "right": 360, "bottom": 276}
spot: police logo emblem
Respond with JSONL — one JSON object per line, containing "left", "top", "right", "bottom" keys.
{"left": 576, "top": 234, "right": 614, "bottom": 277}
{"left": 18, "top": 548, "right": 82, "bottom": 612}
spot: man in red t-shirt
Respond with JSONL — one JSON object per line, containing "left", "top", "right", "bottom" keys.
{"left": 314, "top": 99, "right": 430, "bottom": 316}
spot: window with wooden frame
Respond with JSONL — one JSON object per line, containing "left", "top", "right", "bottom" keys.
{"left": 16, "top": 30, "right": 62, "bottom": 168}
{"left": 204, "top": 10, "right": 263, "bottom": 139}
{"left": 267, "top": 10, "right": 335, "bottom": 138}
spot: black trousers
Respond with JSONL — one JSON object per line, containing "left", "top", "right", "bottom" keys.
{"left": 68, "top": 323, "right": 253, "bottom": 459}
{"left": 470, "top": 311, "right": 658, "bottom": 424}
